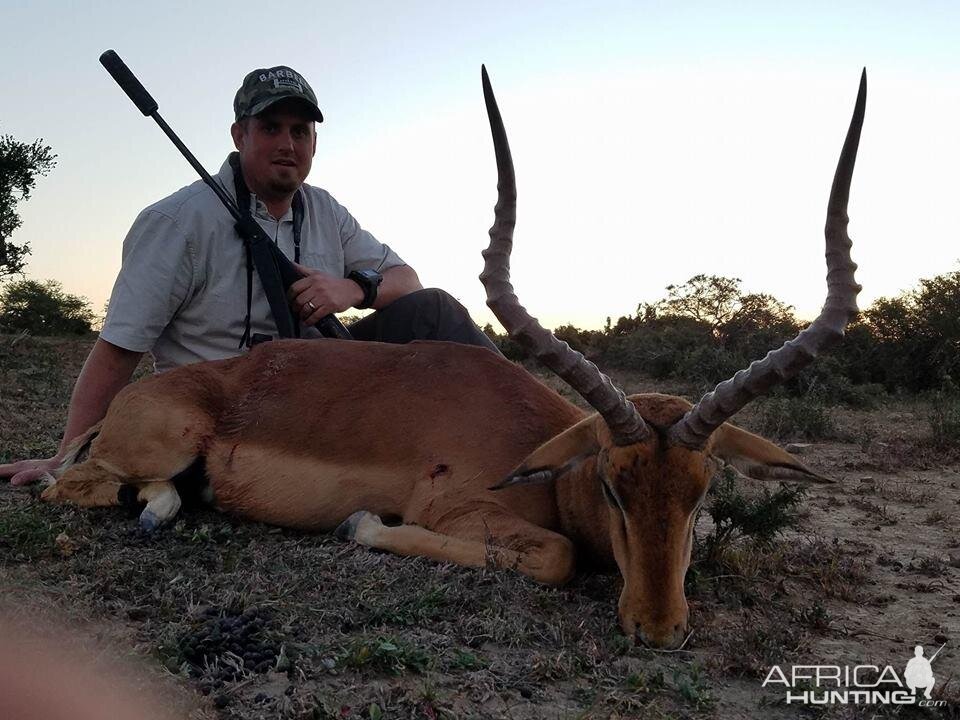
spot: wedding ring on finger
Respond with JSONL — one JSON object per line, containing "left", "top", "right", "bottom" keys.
{"left": 306, "top": 300, "right": 318, "bottom": 312}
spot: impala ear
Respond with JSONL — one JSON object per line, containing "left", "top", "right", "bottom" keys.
{"left": 709, "top": 423, "right": 834, "bottom": 484}
{"left": 490, "top": 415, "right": 601, "bottom": 490}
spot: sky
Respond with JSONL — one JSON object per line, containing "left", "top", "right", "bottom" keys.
{"left": 2, "top": 1, "right": 959, "bottom": 330}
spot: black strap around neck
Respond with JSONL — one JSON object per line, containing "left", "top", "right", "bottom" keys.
{"left": 229, "top": 153, "right": 304, "bottom": 348}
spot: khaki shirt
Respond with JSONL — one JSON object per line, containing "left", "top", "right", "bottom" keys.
{"left": 101, "top": 156, "right": 405, "bottom": 372}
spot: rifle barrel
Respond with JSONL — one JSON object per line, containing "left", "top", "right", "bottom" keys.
{"left": 929, "top": 642, "right": 946, "bottom": 663}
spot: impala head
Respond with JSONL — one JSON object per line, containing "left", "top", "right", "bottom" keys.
{"left": 497, "top": 396, "right": 827, "bottom": 648}
{"left": 479, "top": 66, "right": 866, "bottom": 648}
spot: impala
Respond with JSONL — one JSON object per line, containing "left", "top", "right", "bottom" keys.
{"left": 41, "top": 67, "right": 865, "bottom": 649}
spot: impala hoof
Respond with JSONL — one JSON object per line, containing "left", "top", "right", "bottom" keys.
{"left": 334, "top": 510, "right": 375, "bottom": 542}
{"left": 139, "top": 509, "right": 162, "bottom": 533}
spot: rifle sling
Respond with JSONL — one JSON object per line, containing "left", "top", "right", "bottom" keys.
{"left": 229, "top": 153, "right": 303, "bottom": 345}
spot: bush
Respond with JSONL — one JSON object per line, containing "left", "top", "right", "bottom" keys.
{"left": 675, "top": 344, "right": 744, "bottom": 388}
{"left": 754, "top": 397, "right": 836, "bottom": 441}
{"left": 854, "top": 268, "right": 960, "bottom": 392}
{"left": 481, "top": 323, "right": 529, "bottom": 362}
{"left": 553, "top": 323, "right": 608, "bottom": 357}
{"left": 602, "top": 316, "right": 714, "bottom": 378}
{"left": 927, "top": 393, "right": 960, "bottom": 449}
{"left": 486, "top": 266, "right": 960, "bottom": 402}
{"left": 786, "top": 355, "right": 886, "bottom": 409}
{"left": 0, "top": 278, "right": 95, "bottom": 335}
{"left": 704, "top": 467, "right": 807, "bottom": 556}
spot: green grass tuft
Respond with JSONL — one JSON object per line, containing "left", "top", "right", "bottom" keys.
{"left": 338, "top": 636, "right": 433, "bottom": 675}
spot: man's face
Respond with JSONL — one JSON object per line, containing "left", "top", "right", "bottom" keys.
{"left": 231, "top": 99, "right": 317, "bottom": 200}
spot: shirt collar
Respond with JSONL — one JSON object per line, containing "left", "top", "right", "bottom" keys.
{"left": 216, "top": 154, "right": 295, "bottom": 223}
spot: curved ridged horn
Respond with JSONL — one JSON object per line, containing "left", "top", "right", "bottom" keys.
{"left": 479, "top": 66, "right": 650, "bottom": 446}
{"left": 669, "top": 69, "right": 867, "bottom": 450}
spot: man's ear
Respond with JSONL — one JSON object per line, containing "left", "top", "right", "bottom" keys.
{"left": 230, "top": 121, "right": 245, "bottom": 152}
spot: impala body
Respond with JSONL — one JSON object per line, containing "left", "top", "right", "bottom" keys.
{"left": 42, "top": 67, "right": 866, "bottom": 649}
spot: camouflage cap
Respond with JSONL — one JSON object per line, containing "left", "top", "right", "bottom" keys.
{"left": 233, "top": 66, "right": 324, "bottom": 122}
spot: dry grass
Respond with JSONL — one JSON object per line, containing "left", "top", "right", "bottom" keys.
{"left": 2, "top": 334, "right": 959, "bottom": 719}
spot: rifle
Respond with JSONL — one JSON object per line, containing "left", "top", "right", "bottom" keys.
{"left": 929, "top": 643, "right": 946, "bottom": 663}
{"left": 99, "top": 49, "right": 352, "bottom": 341}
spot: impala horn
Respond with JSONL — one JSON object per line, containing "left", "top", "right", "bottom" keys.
{"left": 479, "top": 66, "right": 651, "bottom": 447}
{"left": 669, "top": 70, "right": 866, "bottom": 450}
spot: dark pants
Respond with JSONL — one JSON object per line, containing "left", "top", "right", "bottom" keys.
{"left": 347, "top": 288, "right": 500, "bottom": 354}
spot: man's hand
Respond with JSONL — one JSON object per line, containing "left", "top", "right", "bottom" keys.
{"left": 288, "top": 262, "right": 364, "bottom": 325}
{"left": 0, "top": 456, "right": 62, "bottom": 487}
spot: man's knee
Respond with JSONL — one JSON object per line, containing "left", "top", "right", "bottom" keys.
{"left": 350, "top": 287, "right": 499, "bottom": 352}
{"left": 404, "top": 288, "right": 469, "bottom": 317}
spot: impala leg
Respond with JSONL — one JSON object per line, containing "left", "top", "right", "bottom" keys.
{"left": 335, "top": 510, "right": 575, "bottom": 586}
{"left": 41, "top": 461, "right": 123, "bottom": 508}
{"left": 136, "top": 481, "right": 182, "bottom": 532}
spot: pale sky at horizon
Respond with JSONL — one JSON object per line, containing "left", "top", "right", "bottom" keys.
{"left": 2, "top": 1, "right": 959, "bottom": 331}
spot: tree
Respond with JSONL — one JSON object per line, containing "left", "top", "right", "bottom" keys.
{"left": 0, "top": 135, "right": 57, "bottom": 277}
{"left": 658, "top": 274, "right": 743, "bottom": 334}
{"left": 0, "top": 279, "right": 95, "bottom": 335}
{"left": 654, "top": 274, "right": 798, "bottom": 347}
{"left": 601, "top": 275, "right": 802, "bottom": 385}
{"left": 859, "top": 268, "right": 960, "bottom": 391}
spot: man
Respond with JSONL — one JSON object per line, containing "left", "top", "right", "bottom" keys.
{"left": 2, "top": 65, "right": 497, "bottom": 486}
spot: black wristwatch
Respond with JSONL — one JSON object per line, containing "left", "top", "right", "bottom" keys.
{"left": 347, "top": 269, "right": 383, "bottom": 309}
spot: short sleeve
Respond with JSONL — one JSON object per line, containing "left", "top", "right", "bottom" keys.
{"left": 333, "top": 198, "right": 406, "bottom": 275}
{"left": 99, "top": 209, "right": 196, "bottom": 352}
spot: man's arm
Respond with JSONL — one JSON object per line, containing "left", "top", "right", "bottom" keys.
{"left": 288, "top": 263, "right": 423, "bottom": 324}
{"left": 371, "top": 265, "right": 422, "bottom": 309}
{"left": 0, "top": 338, "right": 143, "bottom": 486}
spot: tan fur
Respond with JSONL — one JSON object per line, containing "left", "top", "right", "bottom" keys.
{"left": 48, "top": 343, "right": 823, "bottom": 648}
{"left": 710, "top": 423, "right": 832, "bottom": 482}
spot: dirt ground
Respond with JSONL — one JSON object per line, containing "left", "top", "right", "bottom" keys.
{"left": 1, "top": 333, "right": 958, "bottom": 719}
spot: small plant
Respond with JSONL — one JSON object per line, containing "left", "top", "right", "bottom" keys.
{"left": 850, "top": 498, "right": 897, "bottom": 525}
{"left": 795, "top": 601, "right": 832, "bottom": 631}
{"left": 449, "top": 649, "right": 487, "bottom": 671}
{"left": 672, "top": 663, "right": 712, "bottom": 708}
{"left": 754, "top": 396, "right": 836, "bottom": 440}
{"left": 626, "top": 669, "right": 666, "bottom": 693}
{"left": 909, "top": 556, "right": 946, "bottom": 577}
{"left": 703, "top": 467, "right": 806, "bottom": 559}
{"left": 338, "top": 636, "right": 432, "bottom": 675}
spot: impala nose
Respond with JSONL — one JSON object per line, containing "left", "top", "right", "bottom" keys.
{"left": 636, "top": 621, "right": 688, "bottom": 650}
